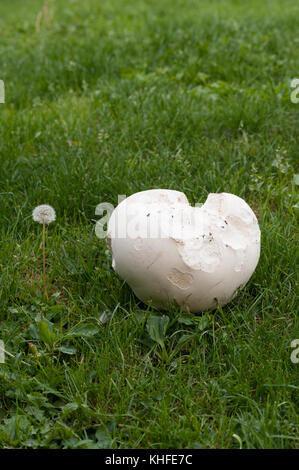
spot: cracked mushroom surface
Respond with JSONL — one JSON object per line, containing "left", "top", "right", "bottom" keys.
{"left": 106, "top": 189, "right": 261, "bottom": 313}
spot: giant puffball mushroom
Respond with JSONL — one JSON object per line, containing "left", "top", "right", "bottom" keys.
{"left": 107, "top": 190, "right": 261, "bottom": 313}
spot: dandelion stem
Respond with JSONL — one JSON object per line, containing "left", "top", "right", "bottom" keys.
{"left": 32, "top": 204, "right": 55, "bottom": 300}
{"left": 42, "top": 221, "right": 48, "bottom": 300}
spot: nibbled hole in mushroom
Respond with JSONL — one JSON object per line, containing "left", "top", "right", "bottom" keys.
{"left": 167, "top": 268, "right": 193, "bottom": 290}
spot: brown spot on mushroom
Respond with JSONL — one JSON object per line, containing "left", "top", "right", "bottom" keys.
{"left": 146, "top": 252, "right": 162, "bottom": 269}
{"left": 172, "top": 238, "right": 185, "bottom": 246}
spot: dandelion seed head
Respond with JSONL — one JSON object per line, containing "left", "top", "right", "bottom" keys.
{"left": 32, "top": 204, "right": 56, "bottom": 224}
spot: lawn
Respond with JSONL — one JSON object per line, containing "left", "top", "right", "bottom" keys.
{"left": 0, "top": 0, "right": 298, "bottom": 449}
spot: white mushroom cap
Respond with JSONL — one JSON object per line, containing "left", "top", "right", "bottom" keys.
{"left": 107, "top": 190, "right": 260, "bottom": 313}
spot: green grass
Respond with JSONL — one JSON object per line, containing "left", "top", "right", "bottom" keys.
{"left": 0, "top": 0, "right": 298, "bottom": 449}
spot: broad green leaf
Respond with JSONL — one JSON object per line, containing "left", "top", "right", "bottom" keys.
{"left": 196, "top": 314, "right": 211, "bottom": 331}
{"left": 67, "top": 323, "right": 99, "bottom": 338}
{"left": 95, "top": 429, "right": 111, "bottom": 448}
{"left": 57, "top": 345, "right": 76, "bottom": 355}
{"left": 146, "top": 315, "right": 169, "bottom": 347}
{"left": 38, "top": 320, "right": 56, "bottom": 347}
{"left": 61, "top": 402, "right": 78, "bottom": 413}
{"left": 177, "top": 315, "right": 194, "bottom": 325}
